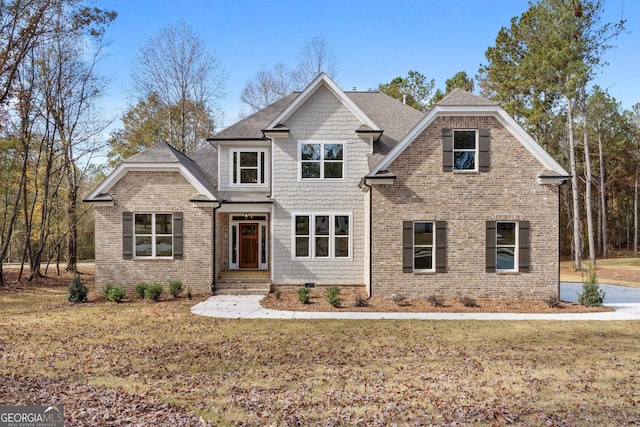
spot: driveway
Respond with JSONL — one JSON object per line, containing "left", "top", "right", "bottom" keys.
{"left": 192, "top": 283, "right": 640, "bottom": 320}
{"left": 560, "top": 282, "right": 640, "bottom": 317}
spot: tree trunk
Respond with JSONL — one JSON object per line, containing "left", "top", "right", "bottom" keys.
{"left": 566, "top": 97, "right": 583, "bottom": 270}
{"left": 581, "top": 89, "right": 595, "bottom": 269}
{"left": 597, "top": 130, "right": 608, "bottom": 258}
{"left": 635, "top": 164, "right": 638, "bottom": 256}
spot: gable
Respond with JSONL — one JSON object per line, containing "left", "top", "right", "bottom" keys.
{"left": 85, "top": 142, "right": 218, "bottom": 203}
{"left": 370, "top": 102, "right": 569, "bottom": 182}
{"left": 265, "top": 73, "right": 379, "bottom": 132}
{"left": 283, "top": 84, "right": 364, "bottom": 139}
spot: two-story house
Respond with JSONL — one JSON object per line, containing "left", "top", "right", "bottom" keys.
{"left": 86, "top": 73, "right": 569, "bottom": 300}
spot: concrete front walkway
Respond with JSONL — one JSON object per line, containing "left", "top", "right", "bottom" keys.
{"left": 191, "top": 283, "right": 640, "bottom": 320}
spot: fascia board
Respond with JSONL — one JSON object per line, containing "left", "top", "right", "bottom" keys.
{"left": 85, "top": 162, "right": 217, "bottom": 202}
{"left": 265, "top": 73, "right": 379, "bottom": 131}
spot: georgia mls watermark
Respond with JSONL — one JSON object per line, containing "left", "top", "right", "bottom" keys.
{"left": 0, "top": 406, "right": 64, "bottom": 427}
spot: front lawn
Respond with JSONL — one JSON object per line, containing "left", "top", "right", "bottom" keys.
{"left": 0, "top": 269, "right": 639, "bottom": 425}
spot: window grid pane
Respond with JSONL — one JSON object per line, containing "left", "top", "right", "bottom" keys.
{"left": 453, "top": 130, "right": 477, "bottom": 170}
{"left": 413, "top": 221, "right": 434, "bottom": 271}
{"left": 294, "top": 214, "right": 350, "bottom": 259}
{"left": 134, "top": 213, "right": 173, "bottom": 258}
{"left": 496, "top": 222, "right": 517, "bottom": 270}
{"left": 301, "top": 143, "right": 344, "bottom": 179}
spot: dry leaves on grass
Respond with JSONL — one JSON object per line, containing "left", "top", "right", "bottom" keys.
{"left": 0, "top": 374, "right": 211, "bottom": 427}
{"left": 262, "top": 290, "right": 612, "bottom": 313}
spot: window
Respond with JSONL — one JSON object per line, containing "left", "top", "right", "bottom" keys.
{"left": 403, "top": 221, "right": 446, "bottom": 273}
{"left": 453, "top": 130, "right": 477, "bottom": 171}
{"left": 134, "top": 213, "right": 173, "bottom": 258}
{"left": 413, "top": 222, "right": 434, "bottom": 271}
{"left": 294, "top": 213, "right": 350, "bottom": 259}
{"left": 442, "top": 128, "right": 489, "bottom": 172}
{"left": 486, "top": 221, "right": 529, "bottom": 273}
{"left": 496, "top": 222, "right": 517, "bottom": 271}
{"left": 300, "top": 142, "right": 344, "bottom": 179}
{"left": 232, "top": 149, "right": 266, "bottom": 185}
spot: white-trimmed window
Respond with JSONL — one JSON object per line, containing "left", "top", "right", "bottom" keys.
{"left": 496, "top": 221, "right": 517, "bottom": 271}
{"left": 231, "top": 149, "right": 266, "bottom": 185}
{"left": 299, "top": 141, "right": 345, "bottom": 180}
{"left": 134, "top": 213, "right": 173, "bottom": 258}
{"left": 413, "top": 221, "right": 434, "bottom": 272}
{"left": 453, "top": 130, "right": 477, "bottom": 171}
{"left": 293, "top": 213, "right": 350, "bottom": 259}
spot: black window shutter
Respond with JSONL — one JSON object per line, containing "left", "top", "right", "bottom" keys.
{"left": 435, "top": 221, "right": 446, "bottom": 272}
{"left": 519, "top": 221, "right": 530, "bottom": 272}
{"left": 122, "top": 212, "right": 133, "bottom": 259}
{"left": 402, "top": 221, "right": 413, "bottom": 273}
{"left": 486, "top": 221, "right": 496, "bottom": 273}
{"left": 173, "top": 212, "right": 183, "bottom": 259}
{"left": 442, "top": 128, "right": 453, "bottom": 172}
{"left": 479, "top": 128, "right": 490, "bottom": 172}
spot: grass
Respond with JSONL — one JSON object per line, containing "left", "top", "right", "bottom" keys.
{"left": 1, "top": 279, "right": 639, "bottom": 425}
{"left": 560, "top": 256, "right": 640, "bottom": 288}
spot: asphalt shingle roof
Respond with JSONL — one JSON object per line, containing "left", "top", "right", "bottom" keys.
{"left": 437, "top": 88, "right": 498, "bottom": 106}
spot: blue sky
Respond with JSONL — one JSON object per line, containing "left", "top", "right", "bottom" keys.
{"left": 94, "top": 0, "right": 639, "bottom": 131}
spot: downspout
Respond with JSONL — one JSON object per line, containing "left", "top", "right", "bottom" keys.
{"left": 558, "top": 180, "right": 569, "bottom": 298}
{"left": 362, "top": 178, "right": 373, "bottom": 298}
{"left": 212, "top": 201, "right": 222, "bottom": 294}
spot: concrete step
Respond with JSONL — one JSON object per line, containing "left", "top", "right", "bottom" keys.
{"left": 213, "top": 282, "right": 272, "bottom": 296}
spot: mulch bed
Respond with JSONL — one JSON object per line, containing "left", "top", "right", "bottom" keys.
{"left": 261, "top": 290, "right": 612, "bottom": 313}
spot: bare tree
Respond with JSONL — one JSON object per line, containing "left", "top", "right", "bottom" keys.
{"left": 240, "top": 63, "right": 292, "bottom": 112}
{"left": 130, "top": 20, "right": 225, "bottom": 154}
{"left": 292, "top": 35, "right": 338, "bottom": 90}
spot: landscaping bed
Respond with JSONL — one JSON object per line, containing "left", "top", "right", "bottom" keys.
{"left": 261, "top": 289, "right": 612, "bottom": 313}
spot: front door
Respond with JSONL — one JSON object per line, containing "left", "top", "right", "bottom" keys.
{"left": 239, "top": 223, "right": 259, "bottom": 268}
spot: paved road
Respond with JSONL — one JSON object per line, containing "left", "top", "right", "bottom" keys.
{"left": 192, "top": 283, "right": 640, "bottom": 320}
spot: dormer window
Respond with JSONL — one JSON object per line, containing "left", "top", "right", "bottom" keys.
{"left": 231, "top": 149, "right": 266, "bottom": 185}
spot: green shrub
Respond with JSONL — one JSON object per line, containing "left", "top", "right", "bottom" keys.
{"left": 274, "top": 288, "right": 281, "bottom": 300}
{"left": 297, "top": 287, "right": 310, "bottom": 304}
{"left": 67, "top": 275, "right": 88, "bottom": 303}
{"left": 578, "top": 272, "right": 605, "bottom": 307}
{"left": 458, "top": 296, "right": 478, "bottom": 308}
{"left": 354, "top": 295, "right": 369, "bottom": 307}
{"left": 186, "top": 286, "right": 193, "bottom": 300}
{"left": 326, "top": 286, "right": 341, "bottom": 308}
{"left": 145, "top": 282, "right": 164, "bottom": 302}
{"left": 427, "top": 294, "right": 445, "bottom": 307}
{"left": 135, "top": 283, "right": 148, "bottom": 299}
{"left": 168, "top": 279, "right": 183, "bottom": 298}
{"left": 103, "top": 284, "right": 125, "bottom": 303}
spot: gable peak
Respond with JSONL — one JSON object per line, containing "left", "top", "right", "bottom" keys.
{"left": 437, "top": 88, "right": 498, "bottom": 107}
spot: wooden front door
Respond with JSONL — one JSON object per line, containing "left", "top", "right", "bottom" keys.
{"left": 239, "top": 223, "right": 259, "bottom": 268}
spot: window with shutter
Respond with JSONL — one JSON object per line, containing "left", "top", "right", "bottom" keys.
{"left": 486, "top": 221, "right": 530, "bottom": 273}
{"left": 443, "top": 128, "right": 490, "bottom": 172}
{"left": 126, "top": 212, "right": 180, "bottom": 259}
{"left": 402, "top": 221, "right": 446, "bottom": 273}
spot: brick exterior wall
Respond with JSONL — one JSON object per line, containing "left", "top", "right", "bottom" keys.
{"left": 371, "top": 116, "right": 561, "bottom": 300}
{"left": 94, "top": 171, "right": 213, "bottom": 294}
{"left": 271, "top": 85, "right": 368, "bottom": 287}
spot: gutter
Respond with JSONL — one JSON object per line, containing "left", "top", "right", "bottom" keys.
{"left": 360, "top": 178, "right": 373, "bottom": 298}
